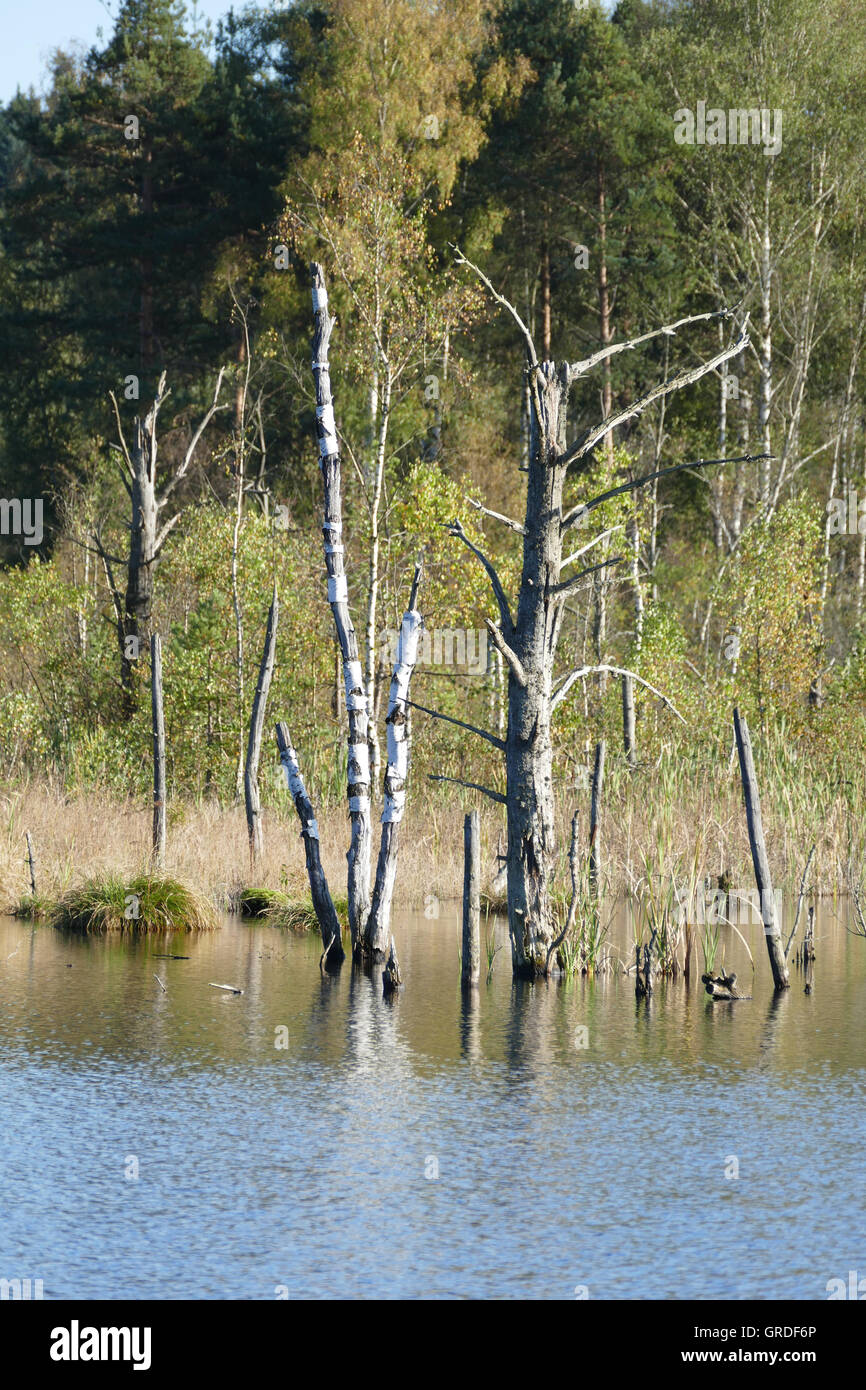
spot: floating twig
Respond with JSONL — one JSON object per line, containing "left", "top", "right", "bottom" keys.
{"left": 209, "top": 982, "right": 244, "bottom": 994}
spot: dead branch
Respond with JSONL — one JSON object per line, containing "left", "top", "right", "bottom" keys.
{"left": 428, "top": 775, "right": 506, "bottom": 805}
{"left": 407, "top": 698, "right": 506, "bottom": 751}
{"left": 563, "top": 322, "right": 750, "bottom": 470}
{"left": 561, "top": 453, "right": 773, "bottom": 534}
{"left": 567, "top": 306, "right": 739, "bottom": 382}
{"left": 445, "top": 519, "right": 513, "bottom": 631}
{"left": 551, "top": 664, "right": 686, "bottom": 722}
{"left": 484, "top": 619, "right": 527, "bottom": 688}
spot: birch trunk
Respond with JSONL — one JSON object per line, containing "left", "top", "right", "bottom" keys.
{"left": 365, "top": 568, "right": 422, "bottom": 957}
{"left": 364, "top": 369, "right": 392, "bottom": 791}
{"left": 311, "top": 264, "right": 372, "bottom": 949}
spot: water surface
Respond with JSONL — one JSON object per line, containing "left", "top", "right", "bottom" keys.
{"left": 0, "top": 904, "right": 864, "bottom": 1299}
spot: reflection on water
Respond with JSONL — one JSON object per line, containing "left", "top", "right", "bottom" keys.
{"left": 0, "top": 903, "right": 864, "bottom": 1299}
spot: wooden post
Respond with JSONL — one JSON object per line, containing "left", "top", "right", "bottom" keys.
{"left": 275, "top": 721, "right": 345, "bottom": 968}
{"left": 24, "top": 831, "right": 37, "bottom": 896}
{"left": 733, "top": 708, "right": 789, "bottom": 991}
{"left": 589, "top": 739, "right": 605, "bottom": 893}
{"left": 461, "top": 809, "right": 481, "bottom": 988}
{"left": 244, "top": 587, "right": 279, "bottom": 868}
{"left": 621, "top": 673, "right": 636, "bottom": 768}
{"left": 151, "top": 633, "right": 166, "bottom": 869}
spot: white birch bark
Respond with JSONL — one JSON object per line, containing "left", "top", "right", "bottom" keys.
{"left": 365, "top": 571, "right": 422, "bottom": 957}
{"left": 311, "top": 263, "right": 372, "bottom": 950}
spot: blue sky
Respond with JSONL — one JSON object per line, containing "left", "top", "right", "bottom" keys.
{"left": 0, "top": 0, "right": 239, "bottom": 104}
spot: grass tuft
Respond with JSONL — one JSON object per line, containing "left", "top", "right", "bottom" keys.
{"left": 10, "top": 893, "right": 54, "bottom": 920}
{"left": 51, "top": 873, "right": 218, "bottom": 933}
{"left": 265, "top": 891, "right": 349, "bottom": 933}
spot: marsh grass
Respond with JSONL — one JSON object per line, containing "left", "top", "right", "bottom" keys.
{"left": 232, "top": 886, "right": 290, "bottom": 918}
{"left": 265, "top": 892, "right": 349, "bottom": 933}
{"left": 1, "top": 747, "right": 862, "bottom": 927}
{"left": 10, "top": 893, "right": 53, "bottom": 920}
{"left": 51, "top": 873, "right": 218, "bottom": 933}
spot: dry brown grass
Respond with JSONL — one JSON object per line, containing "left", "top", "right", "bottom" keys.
{"left": 0, "top": 779, "right": 473, "bottom": 911}
{"left": 0, "top": 760, "right": 852, "bottom": 917}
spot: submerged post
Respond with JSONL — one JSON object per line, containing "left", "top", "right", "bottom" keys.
{"left": 151, "top": 633, "right": 166, "bottom": 869}
{"left": 462, "top": 809, "right": 481, "bottom": 988}
{"left": 733, "top": 708, "right": 789, "bottom": 991}
{"left": 621, "top": 674, "right": 636, "bottom": 768}
{"left": 589, "top": 739, "right": 606, "bottom": 894}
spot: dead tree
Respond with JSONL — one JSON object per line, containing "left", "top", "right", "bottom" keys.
{"left": 97, "top": 370, "right": 227, "bottom": 710}
{"left": 461, "top": 809, "right": 481, "bottom": 989}
{"left": 24, "top": 831, "right": 37, "bottom": 896}
{"left": 421, "top": 249, "right": 761, "bottom": 977}
{"left": 733, "top": 708, "right": 789, "bottom": 991}
{"left": 621, "top": 673, "right": 636, "bottom": 768}
{"left": 276, "top": 721, "right": 344, "bottom": 970}
{"left": 589, "top": 739, "right": 605, "bottom": 894}
{"left": 273, "top": 264, "right": 423, "bottom": 965}
{"left": 244, "top": 587, "right": 279, "bottom": 868}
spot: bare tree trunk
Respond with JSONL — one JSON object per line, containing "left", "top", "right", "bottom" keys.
{"left": 244, "top": 588, "right": 278, "bottom": 869}
{"left": 275, "top": 721, "right": 344, "bottom": 968}
{"left": 589, "top": 739, "right": 605, "bottom": 892}
{"left": 758, "top": 171, "right": 773, "bottom": 504}
{"left": 311, "top": 264, "right": 372, "bottom": 950}
{"left": 621, "top": 676, "right": 636, "bottom": 769}
{"left": 461, "top": 808, "right": 481, "bottom": 989}
{"left": 597, "top": 162, "right": 614, "bottom": 466}
{"left": 364, "top": 369, "right": 392, "bottom": 790}
{"left": 151, "top": 633, "right": 166, "bottom": 870}
{"left": 25, "top": 830, "right": 37, "bottom": 896}
{"left": 230, "top": 460, "right": 245, "bottom": 801}
{"left": 733, "top": 708, "right": 789, "bottom": 991}
{"left": 365, "top": 566, "right": 423, "bottom": 957}
{"left": 504, "top": 361, "right": 570, "bottom": 974}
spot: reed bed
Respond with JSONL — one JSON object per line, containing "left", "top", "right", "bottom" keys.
{"left": 0, "top": 749, "right": 859, "bottom": 926}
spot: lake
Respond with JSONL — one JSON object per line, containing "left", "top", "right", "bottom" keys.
{"left": 1, "top": 902, "right": 864, "bottom": 1299}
